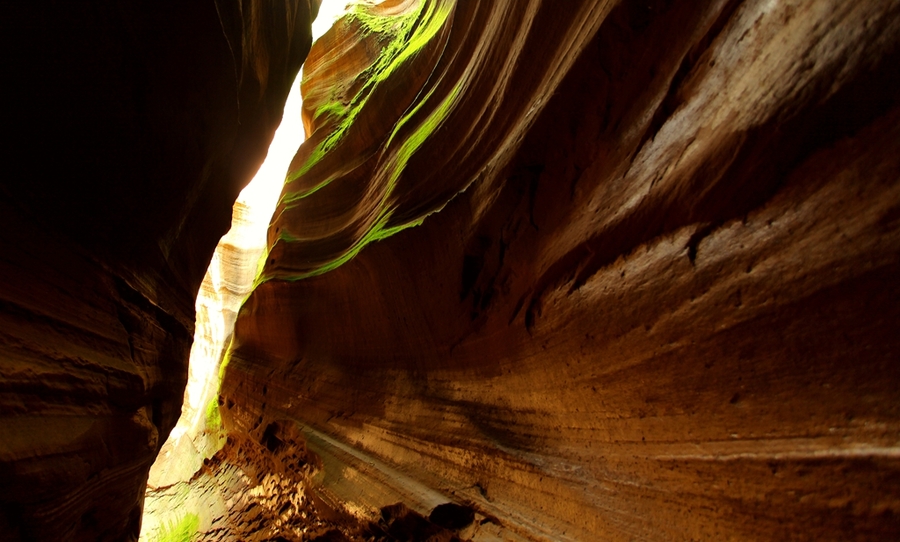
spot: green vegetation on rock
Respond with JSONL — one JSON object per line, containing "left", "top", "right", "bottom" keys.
{"left": 204, "top": 395, "right": 221, "bottom": 432}
{"left": 266, "top": 0, "right": 460, "bottom": 281}
{"left": 282, "top": 0, "right": 453, "bottom": 192}
{"left": 153, "top": 512, "right": 199, "bottom": 542}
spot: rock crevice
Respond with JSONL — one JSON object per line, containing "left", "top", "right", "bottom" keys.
{"left": 2, "top": 0, "right": 900, "bottom": 540}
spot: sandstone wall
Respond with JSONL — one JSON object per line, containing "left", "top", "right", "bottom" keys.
{"left": 0, "top": 2, "right": 316, "bottom": 539}
{"left": 223, "top": 0, "right": 900, "bottom": 539}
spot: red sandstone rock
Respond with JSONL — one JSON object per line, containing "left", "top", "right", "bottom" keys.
{"left": 2, "top": 0, "right": 900, "bottom": 539}
{"left": 0, "top": 1, "right": 316, "bottom": 539}
{"left": 222, "top": 0, "right": 900, "bottom": 539}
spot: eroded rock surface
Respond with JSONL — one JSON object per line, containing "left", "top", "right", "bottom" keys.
{"left": 0, "top": 1, "right": 316, "bottom": 539}
{"left": 222, "top": 0, "right": 900, "bottom": 540}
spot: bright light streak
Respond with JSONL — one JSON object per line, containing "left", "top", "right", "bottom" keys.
{"left": 234, "top": 0, "right": 350, "bottom": 232}
{"left": 312, "top": 1, "right": 352, "bottom": 41}
{"left": 142, "top": 6, "right": 358, "bottom": 538}
{"left": 232, "top": 78, "right": 304, "bottom": 241}
{"left": 175, "top": 0, "right": 355, "bottom": 440}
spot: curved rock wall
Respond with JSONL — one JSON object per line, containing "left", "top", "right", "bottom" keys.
{"left": 0, "top": 1, "right": 316, "bottom": 540}
{"left": 222, "top": 0, "right": 900, "bottom": 540}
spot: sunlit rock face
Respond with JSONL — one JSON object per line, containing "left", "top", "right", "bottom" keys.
{"left": 0, "top": 1, "right": 315, "bottom": 540}
{"left": 145, "top": 201, "right": 264, "bottom": 493}
{"left": 222, "top": 0, "right": 900, "bottom": 540}
{"left": 140, "top": 81, "right": 311, "bottom": 538}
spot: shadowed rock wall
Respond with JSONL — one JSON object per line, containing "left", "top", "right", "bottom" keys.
{"left": 0, "top": 1, "right": 316, "bottom": 540}
{"left": 222, "top": 0, "right": 900, "bottom": 540}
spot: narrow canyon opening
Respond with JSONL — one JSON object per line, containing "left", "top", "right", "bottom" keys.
{"left": 139, "top": 3, "right": 350, "bottom": 540}
{"left": 3, "top": 1, "right": 900, "bottom": 541}
{"left": 138, "top": 83, "right": 302, "bottom": 539}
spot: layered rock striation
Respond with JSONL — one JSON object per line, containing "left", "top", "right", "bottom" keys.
{"left": 0, "top": 1, "right": 316, "bottom": 540}
{"left": 222, "top": 0, "right": 900, "bottom": 540}
{"left": 2, "top": 0, "right": 900, "bottom": 539}
{"left": 140, "top": 201, "right": 266, "bottom": 541}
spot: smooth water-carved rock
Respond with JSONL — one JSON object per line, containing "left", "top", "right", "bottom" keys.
{"left": 222, "top": 0, "right": 900, "bottom": 540}
{"left": 2, "top": 0, "right": 900, "bottom": 539}
{"left": 0, "top": 1, "right": 315, "bottom": 539}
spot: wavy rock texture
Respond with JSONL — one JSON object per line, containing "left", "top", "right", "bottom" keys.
{"left": 222, "top": 0, "right": 900, "bottom": 540}
{"left": 0, "top": 1, "right": 316, "bottom": 540}
{"left": 146, "top": 201, "right": 265, "bottom": 493}
{"left": 140, "top": 202, "right": 267, "bottom": 541}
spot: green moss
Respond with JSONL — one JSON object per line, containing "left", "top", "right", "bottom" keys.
{"left": 312, "top": 99, "right": 349, "bottom": 124}
{"left": 269, "top": 79, "right": 461, "bottom": 282}
{"left": 203, "top": 380, "right": 227, "bottom": 455}
{"left": 282, "top": 0, "right": 452, "bottom": 198}
{"left": 217, "top": 335, "right": 238, "bottom": 381}
{"left": 204, "top": 395, "right": 221, "bottom": 432}
{"left": 385, "top": 80, "right": 462, "bottom": 193}
{"left": 287, "top": 213, "right": 426, "bottom": 280}
{"left": 350, "top": 3, "right": 419, "bottom": 35}
{"left": 377, "top": 0, "right": 452, "bottom": 80}
{"left": 261, "top": 1, "right": 461, "bottom": 282}
{"left": 313, "top": 1, "right": 428, "bottom": 150}
{"left": 154, "top": 513, "right": 199, "bottom": 542}
{"left": 203, "top": 338, "right": 238, "bottom": 435}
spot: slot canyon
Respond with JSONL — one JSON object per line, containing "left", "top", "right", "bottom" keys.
{"left": 2, "top": 0, "right": 900, "bottom": 540}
